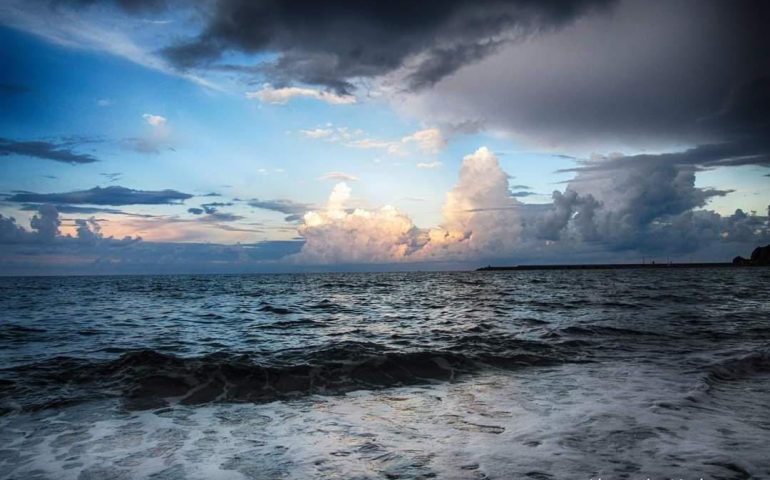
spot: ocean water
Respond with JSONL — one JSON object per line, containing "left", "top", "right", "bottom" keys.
{"left": 0, "top": 269, "right": 769, "bottom": 479}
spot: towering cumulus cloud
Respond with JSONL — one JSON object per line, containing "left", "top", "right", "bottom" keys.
{"left": 294, "top": 147, "right": 770, "bottom": 265}
{"left": 294, "top": 147, "right": 527, "bottom": 263}
{"left": 296, "top": 183, "right": 424, "bottom": 263}
{"left": 431, "top": 147, "right": 522, "bottom": 256}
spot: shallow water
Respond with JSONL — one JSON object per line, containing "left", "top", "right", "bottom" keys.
{"left": 1, "top": 269, "right": 769, "bottom": 479}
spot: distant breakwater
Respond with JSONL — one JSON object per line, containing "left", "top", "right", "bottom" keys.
{"left": 476, "top": 262, "right": 741, "bottom": 271}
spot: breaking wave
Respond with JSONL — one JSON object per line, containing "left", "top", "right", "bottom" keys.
{"left": 0, "top": 340, "right": 561, "bottom": 413}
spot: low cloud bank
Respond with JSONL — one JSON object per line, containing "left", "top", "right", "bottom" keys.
{"left": 2, "top": 147, "right": 767, "bottom": 272}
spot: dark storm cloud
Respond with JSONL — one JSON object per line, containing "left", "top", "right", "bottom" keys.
{"left": 406, "top": 0, "right": 770, "bottom": 151}
{"left": 528, "top": 159, "right": 754, "bottom": 254}
{"left": 162, "top": 0, "right": 615, "bottom": 93}
{"left": 7, "top": 186, "right": 193, "bottom": 206}
{"left": 559, "top": 136, "right": 770, "bottom": 176}
{"left": 0, "top": 138, "right": 99, "bottom": 164}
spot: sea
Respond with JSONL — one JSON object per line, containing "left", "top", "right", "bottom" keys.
{"left": 0, "top": 268, "right": 768, "bottom": 479}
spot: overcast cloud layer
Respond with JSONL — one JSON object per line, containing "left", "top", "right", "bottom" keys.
{"left": 396, "top": 0, "right": 770, "bottom": 153}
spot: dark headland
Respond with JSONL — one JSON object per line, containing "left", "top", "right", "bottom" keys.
{"left": 477, "top": 245, "right": 770, "bottom": 271}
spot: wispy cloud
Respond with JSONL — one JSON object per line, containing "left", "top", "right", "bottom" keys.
{"left": 248, "top": 198, "right": 312, "bottom": 222}
{"left": 0, "top": 1, "right": 219, "bottom": 90}
{"left": 300, "top": 124, "right": 447, "bottom": 157}
{"left": 7, "top": 186, "right": 192, "bottom": 206}
{"left": 0, "top": 137, "right": 99, "bottom": 164}
{"left": 401, "top": 128, "right": 446, "bottom": 155}
{"left": 319, "top": 172, "right": 359, "bottom": 182}
{"left": 416, "top": 161, "right": 442, "bottom": 169}
{"left": 246, "top": 84, "right": 356, "bottom": 105}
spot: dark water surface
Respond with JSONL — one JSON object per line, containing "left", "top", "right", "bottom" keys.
{"left": 1, "top": 269, "right": 769, "bottom": 479}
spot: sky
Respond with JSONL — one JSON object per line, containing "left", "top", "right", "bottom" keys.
{"left": 0, "top": 0, "right": 769, "bottom": 274}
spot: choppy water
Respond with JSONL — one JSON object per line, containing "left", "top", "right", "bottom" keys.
{"left": 0, "top": 269, "right": 769, "bottom": 479}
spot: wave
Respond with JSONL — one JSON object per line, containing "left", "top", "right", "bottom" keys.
{"left": 0, "top": 324, "right": 49, "bottom": 343}
{"left": 0, "top": 341, "right": 561, "bottom": 413}
{"left": 559, "top": 325, "right": 665, "bottom": 337}
{"left": 683, "top": 351, "right": 770, "bottom": 402}
{"left": 703, "top": 351, "right": 770, "bottom": 387}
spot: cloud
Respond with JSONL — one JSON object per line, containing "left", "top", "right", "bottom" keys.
{"left": 301, "top": 125, "right": 448, "bottom": 157}
{"left": 97, "top": 98, "right": 112, "bottom": 107}
{"left": 294, "top": 148, "right": 522, "bottom": 264}
{"left": 142, "top": 113, "right": 167, "bottom": 127}
{"left": 131, "top": 113, "right": 172, "bottom": 153}
{"left": 187, "top": 207, "right": 204, "bottom": 215}
{"left": 346, "top": 138, "right": 406, "bottom": 156}
{"left": 162, "top": 0, "right": 614, "bottom": 94}
{"left": 0, "top": 204, "right": 131, "bottom": 246}
{"left": 510, "top": 190, "right": 538, "bottom": 197}
{"left": 100, "top": 172, "right": 122, "bottom": 182}
{"left": 0, "top": 0, "right": 217, "bottom": 90}
{"left": 0, "top": 205, "right": 60, "bottom": 244}
{"left": 294, "top": 183, "right": 426, "bottom": 264}
{"left": 196, "top": 212, "right": 245, "bottom": 223}
{"left": 0, "top": 203, "right": 303, "bottom": 274}
{"left": 416, "top": 161, "right": 442, "bottom": 169}
{"left": 248, "top": 198, "right": 312, "bottom": 222}
{"left": 74, "top": 217, "right": 102, "bottom": 244}
{"left": 426, "top": 147, "right": 523, "bottom": 257}
{"left": 246, "top": 84, "right": 355, "bottom": 105}
{"left": 292, "top": 147, "right": 770, "bottom": 265}
{"left": 301, "top": 128, "right": 335, "bottom": 139}
{"left": 18, "top": 203, "right": 153, "bottom": 217}
{"left": 7, "top": 186, "right": 192, "bottom": 205}
{"left": 401, "top": 128, "right": 446, "bottom": 155}
{"left": 397, "top": 0, "right": 770, "bottom": 153}
{"left": 319, "top": 172, "right": 358, "bottom": 182}
{"left": 0, "top": 137, "right": 99, "bottom": 164}
{"left": 199, "top": 202, "right": 233, "bottom": 214}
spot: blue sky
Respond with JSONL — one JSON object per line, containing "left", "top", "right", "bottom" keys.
{"left": 1, "top": 0, "right": 769, "bottom": 274}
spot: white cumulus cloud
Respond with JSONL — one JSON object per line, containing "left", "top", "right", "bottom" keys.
{"left": 143, "top": 113, "right": 167, "bottom": 127}
{"left": 295, "top": 182, "right": 424, "bottom": 264}
{"left": 293, "top": 147, "right": 520, "bottom": 264}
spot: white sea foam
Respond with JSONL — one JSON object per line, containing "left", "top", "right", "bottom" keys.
{"left": 2, "top": 360, "right": 768, "bottom": 479}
